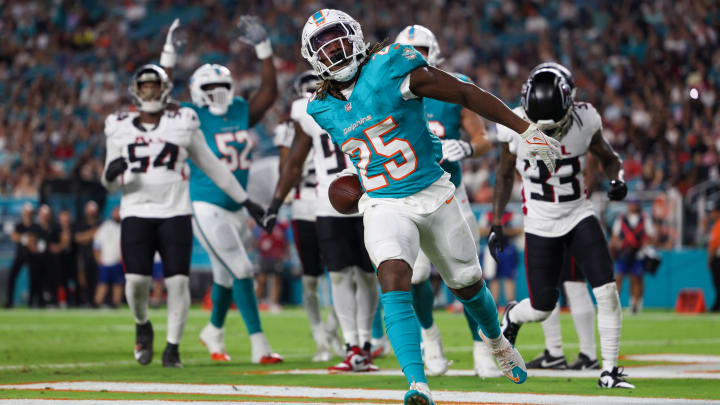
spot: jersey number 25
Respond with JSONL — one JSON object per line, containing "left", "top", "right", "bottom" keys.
{"left": 341, "top": 116, "right": 417, "bottom": 192}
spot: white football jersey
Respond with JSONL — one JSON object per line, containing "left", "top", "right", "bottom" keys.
{"left": 273, "top": 121, "right": 317, "bottom": 222}
{"left": 497, "top": 102, "right": 602, "bottom": 237}
{"left": 291, "top": 97, "right": 359, "bottom": 218}
{"left": 103, "top": 106, "right": 247, "bottom": 219}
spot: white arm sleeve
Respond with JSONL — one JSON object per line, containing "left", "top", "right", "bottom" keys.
{"left": 187, "top": 130, "right": 248, "bottom": 204}
{"left": 400, "top": 74, "right": 419, "bottom": 100}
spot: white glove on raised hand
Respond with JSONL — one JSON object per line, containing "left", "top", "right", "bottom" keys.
{"left": 236, "top": 15, "right": 272, "bottom": 59}
{"left": 160, "top": 18, "right": 181, "bottom": 68}
{"left": 519, "top": 124, "right": 562, "bottom": 173}
{"left": 441, "top": 139, "right": 474, "bottom": 162}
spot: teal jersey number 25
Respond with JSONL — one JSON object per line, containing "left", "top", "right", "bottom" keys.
{"left": 424, "top": 72, "right": 472, "bottom": 188}
{"left": 308, "top": 44, "right": 445, "bottom": 199}
{"left": 184, "top": 97, "right": 253, "bottom": 211}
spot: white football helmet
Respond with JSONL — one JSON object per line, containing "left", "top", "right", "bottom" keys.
{"left": 293, "top": 70, "right": 320, "bottom": 98}
{"left": 395, "top": 25, "right": 443, "bottom": 66}
{"left": 189, "top": 64, "right": 234, "bottom": 116}
{"left": 301, "top": 9, "right": 368, "bottom": 82}
{"left": 128, "top": 64, "right": 172, "bottom": 113}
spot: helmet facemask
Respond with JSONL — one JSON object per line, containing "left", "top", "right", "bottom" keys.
{"left": 202, "top": 83, "right": 232, "bottom": 116}
{"left": 521, "top": 69, "right": 574, "bottom": 140}
{"left": 189, "top": 64, "right": 234, "bottom": 116}
{"left": 303, "top": 21, "right": 366, "bottom": 82}
{"left": 129, "top": 66, "right": 172, "bottom": 113}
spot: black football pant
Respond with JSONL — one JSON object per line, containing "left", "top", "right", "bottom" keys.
{"left": 711, "top": 258, "right": 720, "bottom": 311}
{"left": 524, "top": 216, "right": 614, "bottom": 311}
{"left": 292, "top": 220, "right": 324, "bottom": 277}
{"left": 5, "top": 252, "right": 28, "bottom": 307}
{"left": 121, "top": 215, "right": 192, "bottom": 277}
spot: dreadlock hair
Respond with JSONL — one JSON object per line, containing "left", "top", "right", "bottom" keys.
{"left": 315, "top": 39, "right": 388, "bottom": 101}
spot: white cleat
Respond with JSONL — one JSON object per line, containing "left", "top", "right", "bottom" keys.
{"left": 199, "top": 323, "right": 230, "bottom": 361}
{"left": 250, "top": 332, "right": 283, "bottom": 364}
{"left": 598, "top": 366, "right": 635, "bottom": 389}
{"left": 404, "top": 381, "right": 435, "bottom": 405}
{"left": 421, "top": 325, "right": 451, "bottom": 376}
{"left": 480, "top": 331, "right": 527, "bottom": 384}
{"left": 370, "top": 335, "right": 391, "bottom": 359}
{"left": 312, "top": 349, "right": 332, "bottom": 362}
{"left": 473, "top": 340, "right": 502, "bottom": 378}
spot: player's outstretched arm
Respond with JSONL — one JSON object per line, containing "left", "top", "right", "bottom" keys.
{"left": 588, "top": 130, "right": 627, "bottom": 201}
{"left": 235, "top": 15, "right": 278, "bottom": 127}
{"left": 263, "top": 123, "right": 313, "bottom": 231}
{"left": 410, "top": 66, "right": 561, "bottom": 171}
{"left": 410, "top": 66, "right": 528, "bottom": 134}
{"left": 159, "top": 18, "right": 181, "bottom": 79}
{"left": 460, "top": 108, "right": 492, "bottom": 157}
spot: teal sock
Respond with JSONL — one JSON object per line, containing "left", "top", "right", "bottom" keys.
{"left": 210, "top": 283, "right": 233, "bottom": 328}
{"left": 463, "top": 306, "right": 482, "bottom": 342}
{"left": 372, "top": 297, "right": 384, "bottom": 339}
{"left": 233, "top": 278, "right": 262, "bottom": 335}
{"left": 457, "top": 282, "right": 501, "bottom": 339}
{"left": 410, "top": 279, "right": 435, "bottom": 329}
{"left": 382, "top": 291, "right": 427, "bottom": 385}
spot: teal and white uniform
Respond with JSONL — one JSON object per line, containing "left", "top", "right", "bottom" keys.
{"left": 308, "top": 44, "right": 482, "bottom": 289}
{"left": 412, "top": 73, "right": 480, "bottom": 284}
{"left": 184, "top": 97, "right": 255, "bottom": 285}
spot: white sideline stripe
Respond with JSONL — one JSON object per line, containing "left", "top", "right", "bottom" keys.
{"left": 1, "top": 381, "right": 718, "bottom": 405}
{"left": 0, "top": 401, "right": 387, "bottom": 405}
{"left": 267, "top": 365, "right": 720, "bottom": 380}
{"left": 625, "top": 354, "right": 720, "bottom": 363}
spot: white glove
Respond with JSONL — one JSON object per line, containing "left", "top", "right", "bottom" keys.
{"left": 160, "top": 18, "right": 181, "bottom": 68}
{"left": 519, "top": 124, "right": 562, "bottom": 173}
{"left": 236, "top": 15, "right": 272, "bottom": 59}
{"left": 441, "top": 139, "right": 474, "bottom": 162}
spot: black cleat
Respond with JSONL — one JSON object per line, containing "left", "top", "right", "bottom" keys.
{"left": 134, "top": 321, "right": 154, "bottom": 365}
{"left": 162, "top": 343, "right": 182, "bottom": 368}
{"left": 598, "top": 366, "right": 635, "bottom": 389}
{"left": 501, "top": 301, "right": 521, "bottom": 346}
{"left": 526, "top": 349, "right": 568, "bottom": 369}
{"left": 569, "top": 352, "right": 600, "bottom": 370}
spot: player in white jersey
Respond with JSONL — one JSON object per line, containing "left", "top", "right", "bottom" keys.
{"left": 102, "top": 64, "right": 265, "bottom": 368}
{"left": 492, "top": 62, "right": 633, "bottom": 388}
{"left": 272, "top": 76, "right": 344, "bottom": 361}
{"left": 264, "top": 70, "right": 380, "bottom": 373}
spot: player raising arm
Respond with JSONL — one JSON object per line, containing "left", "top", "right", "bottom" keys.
{"left": 102, "top": 64, "right": 265, "bottom": 368}
{"left": 158, "top": 16, "right": 283, "bottom": 365}
{"left": 286, "top": 9, "right": 561, "bottom": 405}
{"left": 491, "top": 63, "right": 633, "bottom": 388}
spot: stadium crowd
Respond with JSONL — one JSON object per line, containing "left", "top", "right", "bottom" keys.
{"left": 0, "top": 1, "right": 718, "bottom": 215}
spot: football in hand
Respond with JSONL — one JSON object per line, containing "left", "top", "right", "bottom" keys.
{"left": 329, "top": 174, "right": 362, "bottom": 215}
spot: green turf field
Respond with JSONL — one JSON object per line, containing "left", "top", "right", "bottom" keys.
{"left": 1, "top": 307, "right": 719, "bottom": 404}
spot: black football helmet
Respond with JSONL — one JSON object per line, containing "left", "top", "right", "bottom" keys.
{"left": 521, "top": 62, "right": 575, "bottom": 138}
{"left": 293, "top": 70, "right": 320, "bottom": 98}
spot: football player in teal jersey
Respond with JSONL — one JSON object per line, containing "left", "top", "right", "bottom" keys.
{"left": 394, "top": 24, "right": 501, "bottom": 379}
{"left": 264, "top": 9, "right": 561, "bottom": 404}
{"left": 159, "top": 16, "right": 283, "bottom": 364}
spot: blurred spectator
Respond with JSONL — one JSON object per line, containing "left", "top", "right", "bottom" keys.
{"left": 55, "top": 209, "right": 76, "bottom": 307}
{"left": 74, "top": 201, "right": 100, "bottom": 306}
{"left": 708, "top": 203, "right": 720, "bottom": 312}
{"left": 611, "top": 201, "right": 656, "bottom": 314}
{"left": 4, "top": 202, "right": 34, "bottom": 308}
{"left": 255, "top": 221, "right": 288, "bottom": 313}
{"left": 93, "top": 206, "right": 124, "bottom": 308}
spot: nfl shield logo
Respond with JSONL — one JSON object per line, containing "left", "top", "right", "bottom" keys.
{"left": 345, "top": 102, "right": 352, "bottom": 112}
